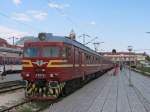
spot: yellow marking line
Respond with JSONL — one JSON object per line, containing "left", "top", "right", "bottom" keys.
{"left": 22, "top": 60, "right": 33, "bottom": 67}
{"left": 47, "top": 60, "right": 73, "bottom": 67}
{"left": 22, "top": 59, "right": 107, "bottom": 68}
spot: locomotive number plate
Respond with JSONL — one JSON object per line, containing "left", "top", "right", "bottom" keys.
{"left": 36, "top": 74, "right": 45, "bottom": 78}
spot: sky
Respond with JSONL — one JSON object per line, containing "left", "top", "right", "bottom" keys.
{"left": 0, "top": 0, "right": 150, "bottom": 53}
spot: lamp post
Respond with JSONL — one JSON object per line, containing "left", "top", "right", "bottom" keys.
{"left": 128, "top": 46, "right": 133, "bottom": 86}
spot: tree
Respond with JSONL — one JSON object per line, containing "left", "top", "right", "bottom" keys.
{"left": 146, "top": 55, "right": 150, "bottom": 62}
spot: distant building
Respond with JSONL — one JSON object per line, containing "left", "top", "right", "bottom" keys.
{"left": 99, "top": 51, "right": 147, "bottom": 65}
{"left": 136, "top": 53, "right": 147, "bottom": 61}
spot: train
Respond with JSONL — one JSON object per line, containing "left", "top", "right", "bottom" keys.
{"left": 0, "top": 46, "right": 22, "bottom": 75}
{"left": 21, "top": 32, "right": 114, "bottom": 100}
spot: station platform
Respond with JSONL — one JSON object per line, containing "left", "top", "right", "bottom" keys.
{"left": 44, "top": 69, "right": 150, "bottom": 112}
{"left": 0, "top": 73, "right": 22, "bottom": 83}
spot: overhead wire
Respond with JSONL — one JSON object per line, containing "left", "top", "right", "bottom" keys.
{"left": 45, "top": 0, "right": 79, "bottom": 30}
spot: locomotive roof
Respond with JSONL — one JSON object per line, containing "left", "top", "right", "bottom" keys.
{"left": 24, "top": 34, "right": 107, "bottom": 59}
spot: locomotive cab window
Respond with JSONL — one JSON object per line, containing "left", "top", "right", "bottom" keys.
{"left": 42, "top": 46, "right": 59, "bottom": 57}
{"left": 24, "top": 47, "right": 40, "bottom": 57}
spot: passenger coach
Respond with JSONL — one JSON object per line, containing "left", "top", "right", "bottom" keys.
{"left": 0, "top": 46, "right": 22, "bottom": 75}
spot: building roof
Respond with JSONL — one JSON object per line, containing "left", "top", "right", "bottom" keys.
{"left": 0, "top": 46, "right": 22, "bottom": 53}
{"left": 99, "top": 52, "right": 135, "bottom": 55}
{"left": 99, "top": 52, "right": 147, "bottom": 56}
{"left": 0, "top": 37, "right": 23, "bottom": 52}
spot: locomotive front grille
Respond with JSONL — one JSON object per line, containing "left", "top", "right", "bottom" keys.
{"left": 35, "top": 68, "right": 45, "bottom": 73}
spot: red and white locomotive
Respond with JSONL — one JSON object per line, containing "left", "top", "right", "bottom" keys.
{"left": 21, "top": 33, "right": 113, "bottom": 100}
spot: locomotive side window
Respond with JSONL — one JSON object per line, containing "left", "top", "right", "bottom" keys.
{"left": 62, "top": 47, "right": 71, "bottom": 58}
{"left": 42, "top": 46, "right": 59, "bottom": 57}
{"left": 62, "top": 47, "right": 67, "bottom": 58}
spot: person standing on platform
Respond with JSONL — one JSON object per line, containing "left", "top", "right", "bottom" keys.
{"left": 113, "top": 64, "right": 119, "bottom": 76}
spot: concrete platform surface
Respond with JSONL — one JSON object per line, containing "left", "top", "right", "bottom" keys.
{"left": 43, "top": 69, "right": 150, "bottom": 112}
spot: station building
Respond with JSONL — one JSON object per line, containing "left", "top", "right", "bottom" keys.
{"left": 99, "top": 51, "right": 147, "bottom": 66}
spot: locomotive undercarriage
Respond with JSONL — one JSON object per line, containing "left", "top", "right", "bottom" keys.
{"left": 25, "top": 80, "right": 65, "bottom": 99}
{"left": 25, "top": 68, "right": 113, "bottom": 100}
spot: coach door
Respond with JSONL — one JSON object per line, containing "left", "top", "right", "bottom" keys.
{"left": 74, "top": 47, "right": 80, "bottom": 77}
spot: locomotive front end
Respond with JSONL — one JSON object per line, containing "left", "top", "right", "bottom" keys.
{"left": 22, "top": 34, "right": 66, "bottom": 100}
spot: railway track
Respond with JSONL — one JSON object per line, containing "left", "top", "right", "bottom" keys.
{"left": 0, "top": 97, "right": 63, "bottom": 112}
{"left": 0, "top": 80, "right": 25, "bottom": 93}
{"left": 0, "top": 99, "right": 29, "bottom": 112}
{"left": 0, "top": 70, "right": 112, "bottom": 112}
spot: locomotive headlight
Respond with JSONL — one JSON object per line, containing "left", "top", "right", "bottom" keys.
{"left": 49, "top": 74, "right": 54, "bottom": 77}
{"left": 26, "top": 73, "right": 30, "bottom": 77}
{"left": 42, "top": 69, "right": 45, "bottom": 72}
{"left": 49, "top": 73, "right": 59, "bottom": 77}
{"left": 54, "top": 73, "right": 59, "bottom": 76}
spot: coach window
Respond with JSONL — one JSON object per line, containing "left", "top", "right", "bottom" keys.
{"left": 62, "top": 47, "right": 66, "bottom": 58}
{"left": 86, "top": 55, "right": 88, "bottom": 64}
{"left": 89, "top": 56, "right": 91, "bottom": 64}
{"left": 4, "top": 57, "right": 8, "bottom": 65}
{"left": 96, "top": 57, "right": 98, "bottom": 64}
{"left": 88, "top": 55, "right": 90, "bottom": 64}
{"left": 92, "top": 56, "right": 94, "bottom": 64}
{"left": 8, "top": 57, "right": 10, "bottom": 65}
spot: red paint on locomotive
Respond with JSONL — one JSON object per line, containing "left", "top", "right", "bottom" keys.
{"left": 21, "top": 33, "right": 113, "bottom": 100}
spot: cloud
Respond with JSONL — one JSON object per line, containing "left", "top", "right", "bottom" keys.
{"left": 90, "top": 21, "right": 96, "bottom": 25}
{"left": 12, "top": 13, "right": 31, "bottom": 22}
{"left": 48, "top": 2, "right": 70, "bottom": 9}
{"left": 27, "top": 10, "right": 48, "bottom": 20}
{"left": 12, "top": 0, "right": 21, "bottom": 5}
{"left": 11, "top": 10, "right": 48, "bottom": 22}
{"left": 0, "top": 25, "right": 28, "bottom": 40}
